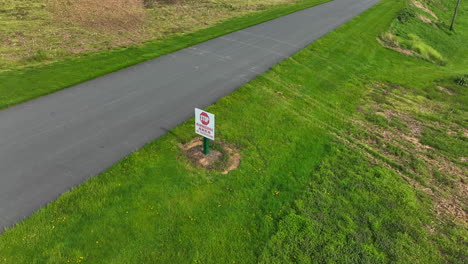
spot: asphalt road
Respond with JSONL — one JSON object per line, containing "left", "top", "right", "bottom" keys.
{"left": 0, "top": 0, "right": 381, "bottom": 230}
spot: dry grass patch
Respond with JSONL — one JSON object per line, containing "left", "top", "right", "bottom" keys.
{"left": 47, "top": 0, "right": 147, "bottom": 31}
{"left": 417, "top": 14, "right": 432, "bottom": 23}
{"left": 1, "top": 0, "right": 300, "bottom": 70}
{"left": 378, "top": 31, "right": 445, "bottom": 65}
{"left": 412, "top": 0, "right": 438, "bottom": 19}
{"left": 346, "top": 83, "right": 467, "bottom": 225}
{"left": 437, "top": 86, "right": 454, "bottom": 95}
{"left": 377, "top": 35, "right": 413, "bottom": 56}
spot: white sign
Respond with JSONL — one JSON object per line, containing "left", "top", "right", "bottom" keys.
{"left": 195, "top": 108, "right": 215, "bottom": 140}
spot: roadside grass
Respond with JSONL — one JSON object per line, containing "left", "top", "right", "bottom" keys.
{"left": 259, "top": 145, "right": 443, "bottom": 263}
{"left": 0, "top": 0, "right": 467, "bottom": 263}
{"left": 0, "top": 0, "right": 329, "bottom": 110}
{"left": 47, "top": 0, "right": 146, "bottom": 32}
{"left": 1, "top": 0, "right": 305, "bottom": 70}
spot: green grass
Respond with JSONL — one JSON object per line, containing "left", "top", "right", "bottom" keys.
{"left": 259, "top": 146, "right": 442, "bottom": 263}
{"left": 0, "top": 0, "right": 467, "bottom": 263}
{"left": 0, "top": 0, "right": 320, "bottom": 69}
{"left": 420, "top": 127, "right": 468, "bottom": 158}
{"left": 0, "top": 0, "right": 329, "bottom": 110}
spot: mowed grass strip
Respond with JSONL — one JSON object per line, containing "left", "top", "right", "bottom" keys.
{"left": 0, "top": 0, "right": 329, "bottom": 110}
{"left": 1, "top": 0, "right": 467, "bottom": 263}
{"left": 1, "top": 0, "right": 316, "bottom": 69}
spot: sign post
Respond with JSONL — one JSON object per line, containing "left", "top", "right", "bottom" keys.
{"left": 203, "top": 137, "right": 210, "bottom": 155}
{"left": 195, "top": 108, "right": 215, "bottom": 155}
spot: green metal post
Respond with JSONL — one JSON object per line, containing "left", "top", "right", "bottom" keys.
{"left": 203, "top": 137, "right": 209, "bottom": 155}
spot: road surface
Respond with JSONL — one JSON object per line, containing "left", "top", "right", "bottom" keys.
{"left": 0, "top": 0, "right": 381, "bottom": 230}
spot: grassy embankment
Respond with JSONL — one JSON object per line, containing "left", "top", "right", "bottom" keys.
{"left": 0, "top": 0, "right": 329, "bottom": 109}
{"left": 0, "top": 0, "right": 467, "bottom": 263}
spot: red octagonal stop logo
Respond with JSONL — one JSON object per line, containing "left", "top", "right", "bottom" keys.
{"left": 200, "top": 112, "right": 210, "bottom": 125}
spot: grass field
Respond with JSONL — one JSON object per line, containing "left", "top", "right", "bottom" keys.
{"left": 0, "top": 0, "right": 329, "bottom": 110}
{"left": 0, "top": 0, "right": 309, "bottom": 70}
{"left": 0, "top": 0, "right": 467, "bottom": 263}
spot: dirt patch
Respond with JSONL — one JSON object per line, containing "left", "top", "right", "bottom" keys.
{"left": 436, "top": 197, "right": 467, "bottom": 222}
{"left": 412, "top": 0, "right": 438, "bottom": 19}
{"left": 221, "top": 144, "right": 242, "bottom": 175}
{"left": 181, "top": 137, "right": 241, "bottom": 174}
{"left": 377, "top": 37, "right": 414, "bottom": 56}
{"left": 384, "top": 109, "right": 423, "bottom": 135}
{"left": 417, "top": 14, "right": 433, "bottom": 24}
{"left": 186, "top": 147, "right": 223, "bottom": 167}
